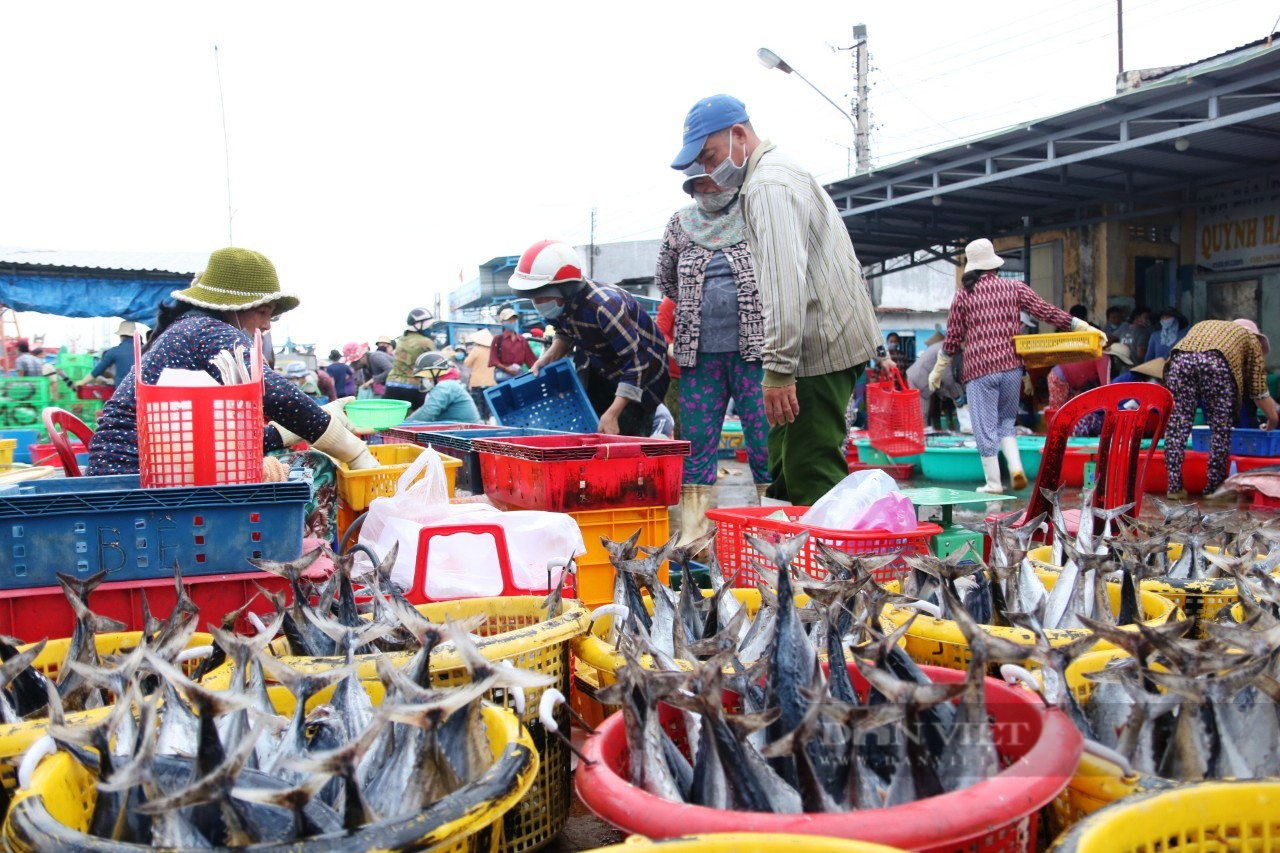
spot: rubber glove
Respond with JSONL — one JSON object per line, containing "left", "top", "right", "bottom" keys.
{"left": 312, "top": 418, "right": 379, "bottom": 469}
{"left": 929, "top": 352, "right": 952, "bottom": 392}
{"left": 1071, "top": 317, "right": 1104, "bottom": 337}
{"left": 321, "top": 396, "right": 356, "bottom": 432}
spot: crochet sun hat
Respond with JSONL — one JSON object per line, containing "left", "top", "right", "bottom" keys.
{"left": 171, "top": 248, "right": 300, "bottom": 316}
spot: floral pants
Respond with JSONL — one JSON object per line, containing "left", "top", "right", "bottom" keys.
{"left": 1164, "top": 350, "right": 1235, "bottom": 493}
{"left": 679, "top": 352, "right": 769, "bottom": 486}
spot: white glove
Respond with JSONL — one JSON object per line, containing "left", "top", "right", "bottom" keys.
{"left": 269, "top": 421, "right": 304, "bottom": 448}
{"left": 1071, "top": 317, "right": 1103, "bottom": 336}
{"left": 321, "top": 396, "right": 356, "bottom": 431}
{"left": 312, "top": 417, "right": 379, "bottom": 469}
{"left": 929, "top": 352, "right": 952, "bottom": 392}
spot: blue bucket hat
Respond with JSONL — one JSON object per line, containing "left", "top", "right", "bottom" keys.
{"left": 671, "top": 94, "right": 750, "bottom": 170}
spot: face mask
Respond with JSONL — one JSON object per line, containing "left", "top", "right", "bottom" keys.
{"left": 708, "top": 133, "right": 747, "bottom": 189}
{"left": 454, "top": 351, "right": 466, "bottom": 361}
{"left": 534, "top": 299, "right": 564, "bottom": 320}
{"left": 1161, "top": 317, "right": 1176, "bottom": 331}
{"left": 886, "top": 342, "right": 899, "bottom": 352}
{"left": 694, "top": 189, "right": 737, "bottom": 213}
{"left": 503, "top": 320, "right": 519, "bottom": 332}
{"left": 419, "top": 377, "right": 435, "bottom": 392}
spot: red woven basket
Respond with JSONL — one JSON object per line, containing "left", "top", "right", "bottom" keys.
{"left": 867, "top": 366, "right": 924, "bottom": 457}
{"left": 134, "top": 332, "right": 265, "bottom": 488}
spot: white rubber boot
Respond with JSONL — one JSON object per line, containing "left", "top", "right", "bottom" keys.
{"left": 755, "top": 483, "right": 770, "bottom": 505}
{"left": 976, "top": 455, "right": 1006, "bottom": 494}
{"left": 677, "top": 484, "right": 714, "bottom": 546}
{"left": 1000, "top": 436, "right": 1028, "bottom": 490}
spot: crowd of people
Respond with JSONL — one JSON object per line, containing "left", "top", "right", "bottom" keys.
{"left": 73, "top": 91, "right": 1275, "bottom": 529}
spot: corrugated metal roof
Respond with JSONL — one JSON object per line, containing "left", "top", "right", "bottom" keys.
{"left": 0, "top": 246, "right": 205, "bottom": 275}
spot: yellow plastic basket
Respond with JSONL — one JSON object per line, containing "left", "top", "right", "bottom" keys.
{"left": 0, "top": 438, "right": 14, "bottom": 468}
{"left": 1048, "top": 780, "right": 1280, "bottom": 852}
{"left": 0, "top": 631, "right": 214, "bottom": 800}
{"left": 1013, "top": 330, "right": 1104, "bottom": 369}
{"left": 202, "top": 596, "right": 589, "bottom": 853}
{"left": 4, "top": 701, "right": 536, "bottom": 853}
{"left": 880, "top": 570, "right": 1179, "bottom": 672}
{"left": 588, "top": 833, "right": 910, "bottom": 851}
{"left": 334, "top": 443, "right": 462, "bottom": 510}
{"left": 1028, "top": 544, "right": 1260, "bottom": 639}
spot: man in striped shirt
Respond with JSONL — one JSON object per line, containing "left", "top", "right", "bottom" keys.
{"left": 672, "top": 94, "right": 886, "bottom": 505}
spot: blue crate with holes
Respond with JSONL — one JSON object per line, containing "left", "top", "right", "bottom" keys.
{"left": 1190, "top": 426, "right": 1280, "bottom": 457}
{"left": 0, "top": 475, "right": 308, "bottom": 587}
{"left": 483, "top": 359, "right": 599, "bottom": 433}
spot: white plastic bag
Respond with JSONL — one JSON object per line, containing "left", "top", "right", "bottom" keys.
{"left": 355, "top": 448, "right": 586, "bottom": 596}
{"left": 801, "top": 469, "right": 915, "bottom": 531}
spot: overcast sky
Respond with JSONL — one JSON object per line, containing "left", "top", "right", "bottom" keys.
{"left": 2, "top": 0, "right": 1274, "bottom": 352}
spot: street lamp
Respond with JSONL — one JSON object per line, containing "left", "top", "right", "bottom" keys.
{"left": 757, "top": 47, "right": 857, "bottom": 174}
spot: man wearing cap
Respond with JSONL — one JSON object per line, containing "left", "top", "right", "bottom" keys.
{"left": 77, "top": 320, "right": 140, "bottom": 387}
{"left": 491, "top": 307, "right": 536, "bottom": 383}
{"left": 511, "top": 239, "right": 668, "bottom": 436}
{"left": 1164, "top": 318, "right": 1279, "bottom": 499}
{"left": 671, "top": 94, "right": 885, "bottom": 505}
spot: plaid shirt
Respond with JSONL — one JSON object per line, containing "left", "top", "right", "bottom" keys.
{"left": 559, "top": 281, "right": 669, "bottom": 408}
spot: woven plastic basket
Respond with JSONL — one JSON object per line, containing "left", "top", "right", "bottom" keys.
{"left": 4, "top": 702, "right": 536, "bottom": 853}
{"left": 1013, "top": 331, "right": 1104, "bottom": 370}
{"left": 202, "top": 596, "right": 590, "bottom": 853}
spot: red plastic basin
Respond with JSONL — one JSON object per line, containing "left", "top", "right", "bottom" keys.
{"left": 576, "top": 662, "right": 1080, "bottom": 853}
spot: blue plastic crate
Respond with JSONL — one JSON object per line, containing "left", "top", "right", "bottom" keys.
{"left": 1190, "top": 426, "right": 1280, "bottom": 457}
{"left": 483, "top": 359, "right": 599, "bottom": 433}
{"left": 0, "top": 475, "right": 309, "bottom": 588}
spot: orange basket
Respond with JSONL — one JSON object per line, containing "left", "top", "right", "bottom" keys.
{"left": 867, "top": 365, "right": 924, "bottom": 457}
{"left": 134, "top": 332, "right": 264, "bottom": 488}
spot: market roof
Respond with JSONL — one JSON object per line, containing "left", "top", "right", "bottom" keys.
{"left": 826, "top": 35, "right": 1280, "bottom": 271}
{"left": 0, "top": 246, "right": 205, "bottom": 275}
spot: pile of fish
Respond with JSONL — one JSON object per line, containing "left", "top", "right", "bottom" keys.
{"left": 600, "top": 530, "right": 1030, "bottom": 813}
{"left": 1, "top": 545, "right": 556, "bottom": 846}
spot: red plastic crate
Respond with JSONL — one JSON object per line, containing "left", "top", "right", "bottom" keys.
{"left": 474, "top": 434, "right": 689, "bottom": 511}
{"left": 1142, "top": 449, "right": 1208, "bottom": 495}
{"left": 1253, "top": 491, "right": 1280, "bottom": 509}
{"left": 27, "top": 440, "right": 89, "bottom": 467}
{"left": 1233, "top": 455, "right": 1280, "bottom": 473}
{"left": 706, "top": 505, "right": 941, "bottom": 588}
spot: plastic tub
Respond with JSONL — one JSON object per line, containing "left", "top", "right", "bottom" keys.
{"left": 0, "top": 474, "right": 308, "bottom": 587}
{"left": 852, "top": 438, "right": 922, "bottom": 466}
{"left": 919, "top": 443, "right": 986, "bottom": 481}
{"left": 344, "top": 398, "right": 411, "bottom": 429}
{"left": 881, "top": 569, "right": 1178, "bottom": 670}
{"left": 577, "top": 662, "right": 1082, "bottom": 853}
{"left": 474, "top": 433, "right": 689, "bottom": 511}
{"left": 588, "top": 835, "right": 908, "bottom": 852}
{"left": 4, "top": 702, "right": 536, "bottom": 853}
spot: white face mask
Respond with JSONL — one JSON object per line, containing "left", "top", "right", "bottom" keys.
{"left": 694, "top": 189, "right": 737, "bottom": 213}
{"left": 708, "top": 132, "right": 747, "bottom": 189}
{"left": 534, "top": 299, "right": 564, "bottom": 320}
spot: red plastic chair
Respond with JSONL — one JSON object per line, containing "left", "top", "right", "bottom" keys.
{"left": 991, "top": 383, "right": 1173, "bottom": 542}
{"left": 41, "top": 406, "right": 96, "bottom": 477}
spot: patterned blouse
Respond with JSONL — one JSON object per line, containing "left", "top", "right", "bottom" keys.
{"left": 655, "top": 212, "right": 765, "bottom": 368}
{"left": 942, "top": 273, "right": 1075, "bottom": 384}
{"left": 87, "top": 312, "right": 331, "bottom": 475}
{"left": 1173, "top": 319, "right": 1270, "bottom": 402}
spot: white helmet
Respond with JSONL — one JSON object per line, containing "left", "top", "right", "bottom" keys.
{"left": 508, "top": 240, "right": 585, "bottom": 292}
{"left": 406, "top": 307, "right": 434, "bottom": 331}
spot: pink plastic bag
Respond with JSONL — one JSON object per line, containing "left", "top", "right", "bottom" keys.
{"left": 847, "top": 492, "right": 918, "bottom": 533}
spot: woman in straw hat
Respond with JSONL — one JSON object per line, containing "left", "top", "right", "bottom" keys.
{"left": 1163, "top": 318, "right": 1278, "bottom": 500}
{"left": 88, "top": 247, "right": 379, "bottom": 475}
{"left": 930, "top": 238, "right": 1103, "bottom": 493}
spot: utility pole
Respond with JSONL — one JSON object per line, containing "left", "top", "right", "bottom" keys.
{"left": 852, "top": 24, "right": 871, "bottom": 173}
{"left": 1117, "top": 0, "right": 1124, "bottom": 78}
{"left": 588, "top": 207, "right": 597, "bottom": 279}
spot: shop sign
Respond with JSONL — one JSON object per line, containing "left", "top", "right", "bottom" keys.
{"left": 1197, "top": 177, "right": 1280, "bottom": 271}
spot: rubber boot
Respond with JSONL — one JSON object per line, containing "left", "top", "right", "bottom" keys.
{"left": 976, "top": 455, "right": 1005, "bottom": 494}
{"left": 1000, "top": 436, "right": 1028, "bottom": 490}
{"left": 678, "top": 484, "right": 714, "bottom": 546}
{"left": 755, "top": 483, "right": 770, "bottom": 505}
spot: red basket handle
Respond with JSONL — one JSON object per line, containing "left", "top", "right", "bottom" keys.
{"left": 409, "top": 522, "right": 533, "bottom": 601}
{"left": 595, "top": 443, "right": 644, "bottom": 460}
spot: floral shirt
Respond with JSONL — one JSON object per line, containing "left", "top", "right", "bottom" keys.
{"left": 1173, "top": 319, "right": 1270, "bottom": 402}
{"left": 655, "top": 210, "right": 765, "bottom": 368}
{"left": 87, "top": 312, "right": 331, "bottom": 475}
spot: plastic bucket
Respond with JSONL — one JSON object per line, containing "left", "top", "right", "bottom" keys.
{"left": 576, "top": 662, "right": 1082, "bottom": 853}
{"left": 587, "top": 834, "right": 909, "bottom": 852}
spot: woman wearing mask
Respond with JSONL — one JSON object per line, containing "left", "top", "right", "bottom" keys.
{"left": 490, "top": 307, "right": 536, "bottom": 382}
{"left": 88, "top": 248, "right": 377, "bottom": 475}
{"left": 405, "top": 351, "right": 482, "bottom": 424}
{"left": 930, "top": 238, "right": 1100, "bottom": 493}
{"left": 1144, "top": 308, "right": 1187, "bottom": 362}
{"left": 656, "top": 167, "right": 769, "bottom": 544}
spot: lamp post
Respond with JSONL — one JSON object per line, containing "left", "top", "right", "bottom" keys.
{"left": 757, "top": 47, "right": 857, "bottom": 174}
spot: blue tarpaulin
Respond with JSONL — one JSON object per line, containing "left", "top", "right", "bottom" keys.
{"left": 0, "top": 272, "right": 187, "bottom": 326}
